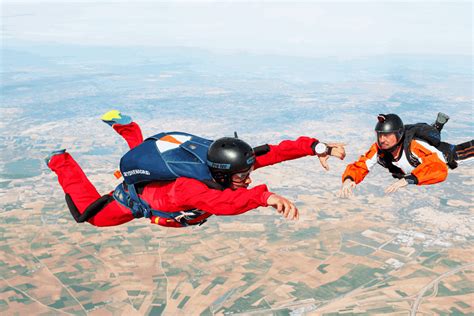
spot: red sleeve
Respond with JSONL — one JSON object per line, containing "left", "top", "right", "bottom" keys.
{"left": 342, "top": 143, "right": 378, "bottom": 184}
{"left": 254, "top": 136, "right": 317, "bottom": 170}
{"left": 112, "top": 122, "right": 144, "bottom": 149}
{"left": 170, "top": 178, "right": 273, "bottom": 216}
{"left": 410, "top": 141, "right": 448, "bottom": 185}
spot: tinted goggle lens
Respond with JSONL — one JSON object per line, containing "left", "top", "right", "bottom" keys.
{"left": 231, "top": 169, "right": 252, "bottom": 182}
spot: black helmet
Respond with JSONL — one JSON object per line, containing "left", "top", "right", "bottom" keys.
{"left": 207, "top": 137, "right": 256, "bottom": 187}
{"left": 375, "top": 113, "right": 404, "bottom": 150}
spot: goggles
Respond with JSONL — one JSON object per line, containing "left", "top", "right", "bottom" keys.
{"left": 231, "top": 168, "right": 253, "bottom": 183}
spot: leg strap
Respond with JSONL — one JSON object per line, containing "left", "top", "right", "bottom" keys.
{"left": 66, "top": 194, "right": 115, "bottom": 223}
{"left": 455, "top": 140, "right": 474, "bottom": 160}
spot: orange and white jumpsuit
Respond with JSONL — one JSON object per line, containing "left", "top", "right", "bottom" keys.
{"left": 342, "top": 140, "right": 448, "bottom": 185}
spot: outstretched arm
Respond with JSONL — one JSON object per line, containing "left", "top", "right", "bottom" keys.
{"left": 157, "top": 178, "right": 298, "bottom": 219}
{"left": 101, "top": 110, "right": 144, "bottom": 149}
{"left": 339, "top": 143, "right": 378, "bottom": 198}
{"left": 254, "top": 137, "right": 317, "bottom": 169}
{"left": 171, "top": 178, "right": 272, "bottom": 216}
{"left": 341, "top": 143, "right": 378, "bottom": 184}
{"left": 254, "top": 136, "right": 345, "bottom": 170}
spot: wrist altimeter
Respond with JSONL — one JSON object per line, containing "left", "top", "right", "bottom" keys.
{"left": 314, "top": 142, "right": 329, "bottom": 155}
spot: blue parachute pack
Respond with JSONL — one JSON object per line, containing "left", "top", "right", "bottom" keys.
{"left": 114, "top": 131, "right": 215, "bottom": 225}
{"left": 120, "top": 131, "right": 214, "bottom": 184}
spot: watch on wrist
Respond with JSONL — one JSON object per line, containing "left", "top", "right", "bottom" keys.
{"left": 314, "top": 142, "right": 328, "bottom": 155}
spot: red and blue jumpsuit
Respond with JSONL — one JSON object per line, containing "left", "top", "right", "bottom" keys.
{"left": 48, "top": 122, "right": 318, "bottom": 227}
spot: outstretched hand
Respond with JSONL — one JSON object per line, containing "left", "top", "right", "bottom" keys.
{"left": 338, "top": 179, "right": 356, "bottom": 198}
{"left": 317, "top": 143, "right": 346, "bottom": 171}
{"left": 267, "top": 194, "right": 299, "bottom": 220}
{"left": 385, "top": 178, "right": 408, "bottom": 194}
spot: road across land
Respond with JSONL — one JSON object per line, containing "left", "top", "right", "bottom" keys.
{"left": 410, "top": 263, "right": 474, "bottom": 316}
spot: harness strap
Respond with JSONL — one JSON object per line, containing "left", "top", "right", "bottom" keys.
{"left": 113, "top": 183, "right": 208, "bottom": 226}
{"left": 127, "top": 184, "right": 152, "bottom": 218}
{"left": 112, "top": 183, "right": 149, "bottom": 219}
{"left": 151, "top": 209, "right": 208, "bottom": 227}
{"left": 65, "top": 193, "right": 114, "bottom": 223}
{"left": 401, "top": 136, "right": 421, "bottom": 168}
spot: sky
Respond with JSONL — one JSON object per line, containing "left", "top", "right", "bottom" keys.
{"left": 1, "top": 1, "right": 472, "bottom": 57}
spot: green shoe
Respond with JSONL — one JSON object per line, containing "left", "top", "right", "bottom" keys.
{"left": 101, "top": 110, "right": 132, "bottom": 126}
{"left": 433, "top": 112, "right": 449, "bottom": 132}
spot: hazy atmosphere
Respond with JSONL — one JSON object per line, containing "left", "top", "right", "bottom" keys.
{"left": 1, "top": 1, "right": 473, "bottom": 315}
{"left": 2, "top": 1, "right": 472, "bottom": 56}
